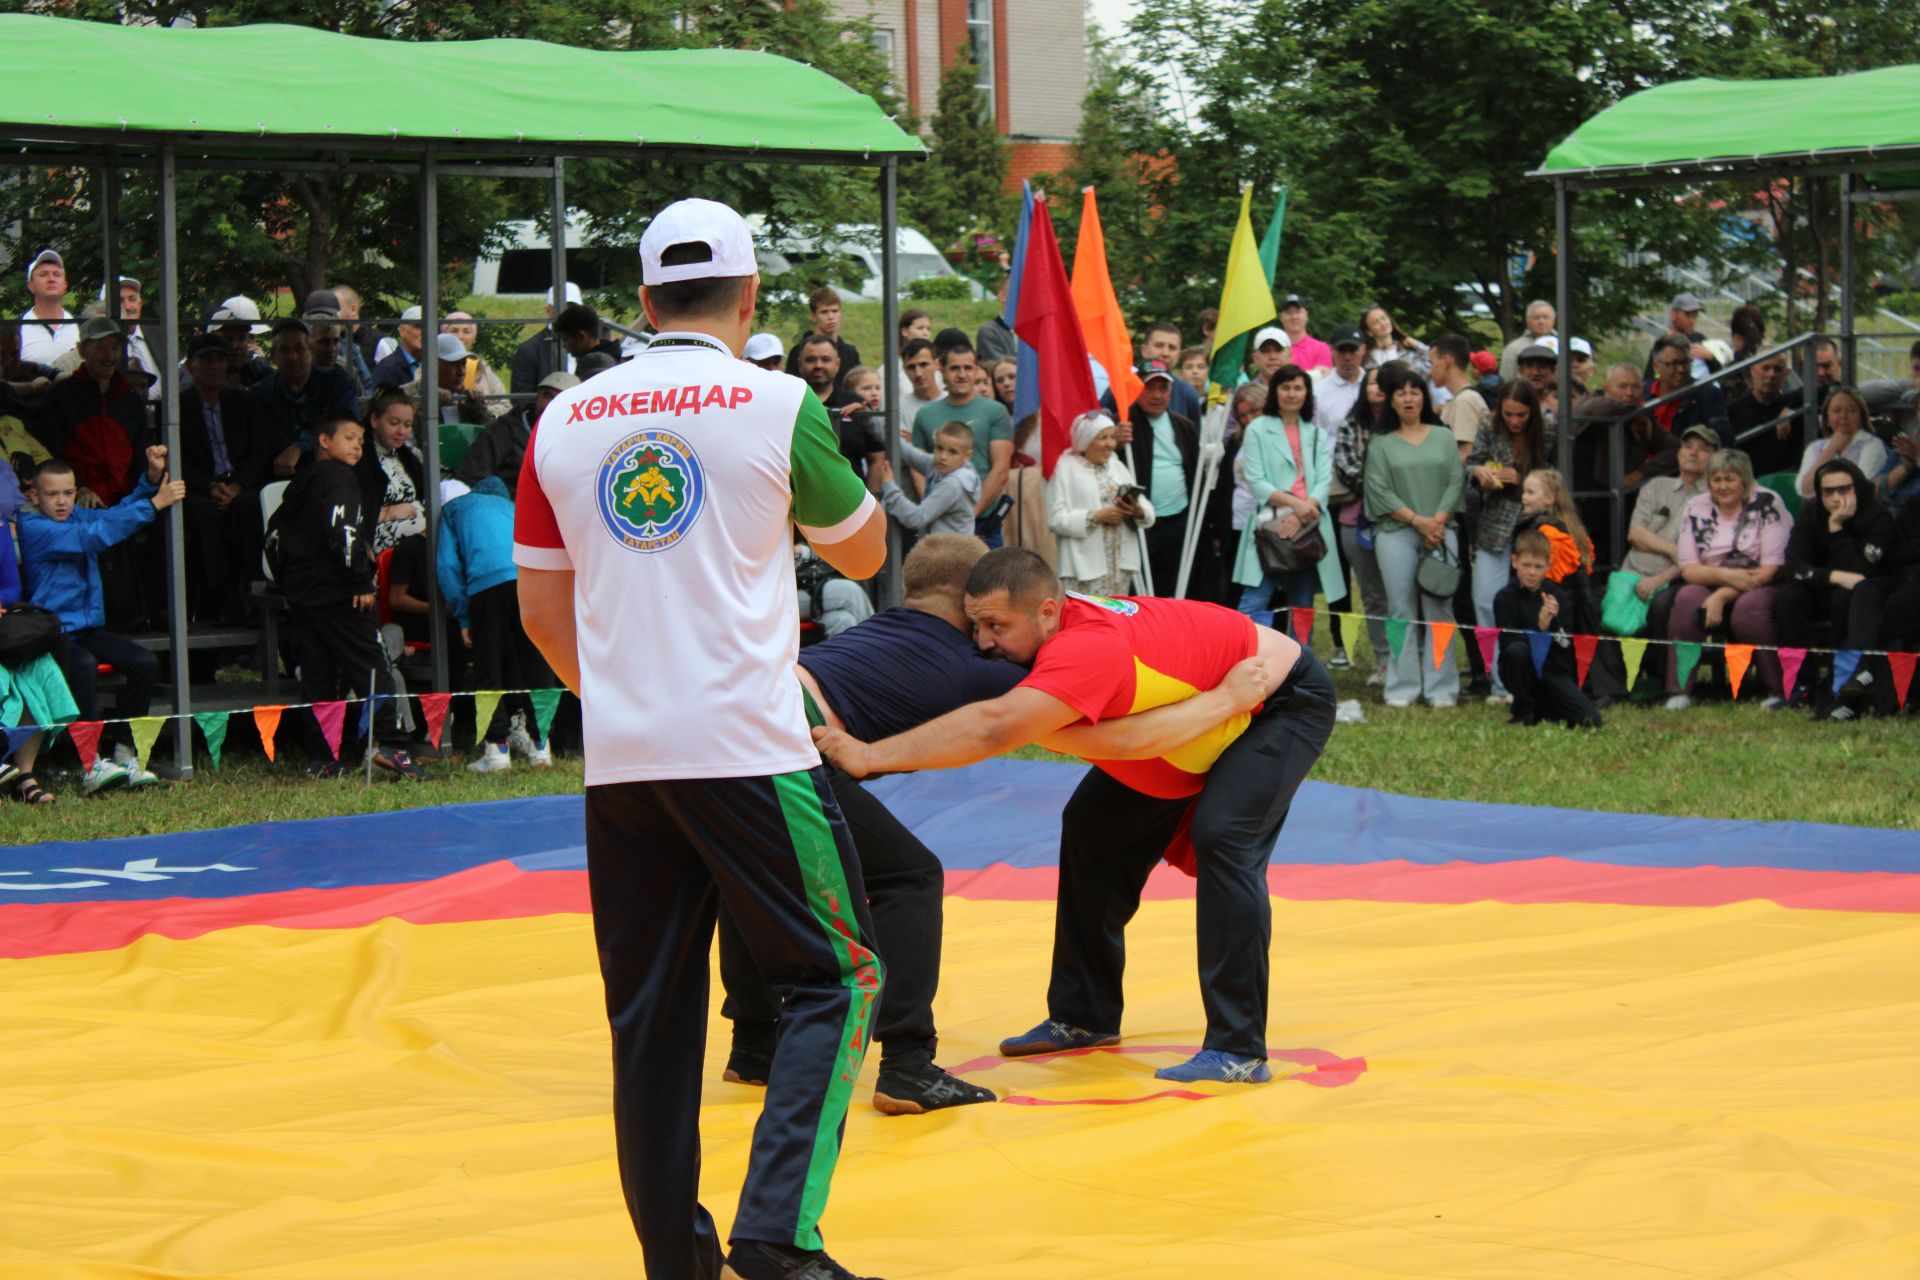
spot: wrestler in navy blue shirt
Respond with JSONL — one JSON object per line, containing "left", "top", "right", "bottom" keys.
{"left": 797, "top": 605, "right": 1023, "bottom": 742}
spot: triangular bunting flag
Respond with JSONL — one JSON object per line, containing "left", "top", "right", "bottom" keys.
{"left": 1383, "top": 617, "right": 1409, "bottom": 659}
{"left": 1778, "top": 648, "right": 1807, "bottom": 699}
{"left": 253, "top": 705, "right": 285, "bottom": 762}
{"left": 358, "top": 693, "right": 387, "bottom": 740}
{"left": 1572, "top": 634, "right": 1598, "bottom": 688}
{"left": 194, "top": 711, "right": 230, "bottom": 770}
{"left": 528, "top": 688, "right": 564, "bottom": 743}
{"left": 419, "top": 693, "right": 452, "bottom": 750}
{"left": 1890, "top": 653, "right": 1917, "bottom": 708}
{"left": 1831, "top": 649, "right": 1862, "bottom": 696}
{"left": 68, "top": 720, "right": 104, "bottom": 771}
{"left": 314, "top": 701, "right": 347, "bottom": 761}
{"left": 1528, "top": 631, "right": 1552, "bottom": 676}
{"left": 1473, "top": 626, "right": 1498, "bottom": 673}
{"left": 1291, "top": 606, "right": 1315, "bottom": 646}
{"left": 127, "top": 716, "right": 165, "bottom": 768}
{"left": 1672, "top": 642, "right": 1704, "bottom": 689}
{"left": 1619, "top": 637, "right": 1647, "bottom": 690}
{"left": 5, "top": 725, "right": 41, "bottom": 759}
{"left": 472, "top": 691, "right": 504, "bottom": 744}
{"left": 1429, "top": 621, "right": 1456, "bottom": 671}
{"left": 1724, "top": 644, "right": 1754, "bottom": 700}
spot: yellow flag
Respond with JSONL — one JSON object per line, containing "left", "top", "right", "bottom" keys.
{"left": 1619, "top": 638, "right": 1648, "bottom": 690}
{"left": 1208, "top": 187, "right": 1277, "bottom": 361}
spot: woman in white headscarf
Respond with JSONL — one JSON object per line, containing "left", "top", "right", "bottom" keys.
{"left": 1047, "top": 410, "right": 1155, "bottom": 596}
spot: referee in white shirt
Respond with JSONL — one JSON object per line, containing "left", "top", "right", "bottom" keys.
{"left": 515, "top": 199, "right": 890, "bottom": 1280}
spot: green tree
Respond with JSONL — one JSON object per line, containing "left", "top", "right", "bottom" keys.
{"left": 900, "top": 45, "right": 1011, "bottom": 253}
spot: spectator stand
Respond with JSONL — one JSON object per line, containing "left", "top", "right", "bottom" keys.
{"left": 1531, "top": 67, "right": 1920, "bottom": 563}
{"left": 0, "top": 15, "right": 923, "bottom": 776}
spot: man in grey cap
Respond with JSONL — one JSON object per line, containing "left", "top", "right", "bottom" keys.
{"left": 1645, "top": 291, "right": 1722, "bottom": 382}
{"left": 302, "top": 288, "right": 374, "bottom": 395}
{"left": 454, "top": 368, "right": 578, "bottom": 497}
{"left": 1498, "top": 298, "right": 1557, "bottom": 381}
{"left": 19, "top": 248, "right": 77, "bottom": 365}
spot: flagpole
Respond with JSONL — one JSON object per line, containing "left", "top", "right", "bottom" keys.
{"left": 1124, "top": 439, "right": 1154, "bottom": 595}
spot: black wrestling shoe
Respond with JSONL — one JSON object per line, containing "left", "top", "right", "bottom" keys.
{"left": 723, "top": 1239, "right": 881, "bottom": 1279}
{"left": 872, "top": 1061, "right": 996, "bottom": 1115}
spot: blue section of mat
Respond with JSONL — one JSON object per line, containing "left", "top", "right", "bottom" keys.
{"left": 4, "top": 760, "right": 1915, "bottom": 904}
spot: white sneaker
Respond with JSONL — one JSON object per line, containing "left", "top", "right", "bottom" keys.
{"left": 1367, "top": 662, "right": 1388, "bottom": 688}
{"left": 506, "top": 712, "right": 540, "bottom": 760}
{"left": 1428, "top": 698, "right": 1458, "bottom": 710}
{"left": 1384, "top": 697, "right": 1414, "bottom": 709}
{"left": 82, "top": 758, "right": 131, "bottom": 796}
{"left": 525, "top": 740, "right": 553, "bottom": 768}
{"left": 1664, "top": 695, "right": 1692, "bottom": 712}
{"left": 112, "top": 744, "right": 159, "bottom": 788}
{"left": 1485, "top": 693, "right": 1513, "bottom": 706}
{"left": 466, "top": 741, "right": 512, "bottom": 774}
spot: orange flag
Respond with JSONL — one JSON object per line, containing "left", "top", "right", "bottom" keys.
{"left": 1724, "top": 644, "right": 1754, "bottom": 699}
{"left": 1069, "top": 187, "right": 1143, "bottom": 424}
{"left": 254, "top": 705, "right": 285, "bottom": 762}
{"left": 1430, "top": 621, "right": 1457, "bottom": 670}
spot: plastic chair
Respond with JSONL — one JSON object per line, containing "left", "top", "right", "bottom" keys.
{"left": 258, "top": 480, "right": 290, "bottom": 579}
{"left": 1756, "top": 471, "right": 1801, "bottom": 517}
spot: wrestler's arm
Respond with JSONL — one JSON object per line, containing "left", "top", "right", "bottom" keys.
{"left": 813, "top": 686, "right": 1082, "bottom": 778}
{"left": 1040, "top": 625, "right": 1301, "bottom": 760}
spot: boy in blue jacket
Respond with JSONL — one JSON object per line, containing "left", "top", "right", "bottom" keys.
{"left": 20, "top": 448, "right": 185, "bottom": 791}
{"left": 437, "top": 475, "right": 554, "bottom": 771}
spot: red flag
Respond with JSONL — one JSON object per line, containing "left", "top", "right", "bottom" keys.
{"left": 1890, "top": 652, "right": 1917, "bottom": 708}
{"left": 1014, "top": 196, "right": 1100, "bottom": 478}
{"left": 419, "top": 692, "right": 452, "bottom": 750}
{"left": 68, "top": 720, "right": 104, "bottom": 772}
{"left": 1572, "top": 634, "right": 1599, "bottom": 688}
{"left": 1473, "top": 626, "right": 1498, "bottom": 673}
{"left": 1290, "top": 606, "right": 1315, "bottom": 646}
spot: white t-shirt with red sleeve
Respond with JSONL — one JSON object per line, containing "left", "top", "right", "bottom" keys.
{"left": 512, "top": 331, "right": 876, "bottom": 786}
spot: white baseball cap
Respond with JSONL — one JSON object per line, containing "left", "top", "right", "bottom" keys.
{"left": 743, "top": 332, "right": 784, "bottom": 362}
{"left": 435, "top": 332, "right": 468, "bottom": 362}
{"left": 26, "top": 248, "right": 62, "bottom": 283}
{"left": 1252, "top": 325, "right": 1291, "bottom": 351}
{"left": 213, "top": 294, "right": 269, "bottom": 335}
{"left": 639, "top": 198, "right": 757, "bottom": 286}
{"left": 400, "top": 304, "right": 423, "bottom": 322}
{"left": 546, "top": 281, "right": 583, "bottom": 307}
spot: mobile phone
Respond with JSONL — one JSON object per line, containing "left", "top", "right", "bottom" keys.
{"left": 1119, "top": 484, "right": 1147, "bottom": 504}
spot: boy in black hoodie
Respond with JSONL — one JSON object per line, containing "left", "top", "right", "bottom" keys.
{"left": 1494, "top": 528, "right": 1603, "bottom": 728}
{"left": 1779, "top": 457, "right": 1899, "bottom": 718}
{"left": 268, "top": 411, "right": 426, "bottom": 779}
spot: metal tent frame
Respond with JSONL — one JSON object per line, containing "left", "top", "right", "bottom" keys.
{"left": 1, "top": 26, "right": 921, "bottom": 780}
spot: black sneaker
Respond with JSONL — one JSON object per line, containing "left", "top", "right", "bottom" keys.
{"left": 372, "top": 746, "right": 428, "bottom": 782}
{"left": 872, "top": 1062, "right": 996, "bottom": 1115}
{"left": 723, "top": 1239, "right": 880, "bottom": 1280}
{"left": 722, "top": 1049, "right": 772, "bottom": 1087}
{"left": 305, "top": 758, "right": 342, "bottom": 780}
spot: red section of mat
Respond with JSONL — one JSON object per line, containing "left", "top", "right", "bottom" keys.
{"left": 945, "top": 859, "right": 1920, "bottom": 913}
{"left": 0, "top": 861, "right": 589, "bottom": 960}
{"left": 8, "top": 856, "right": 1916, "bottom": 961}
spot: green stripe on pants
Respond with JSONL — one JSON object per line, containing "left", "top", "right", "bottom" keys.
{"left": 771, "top": 769, "right": 882, "bottom": 1251}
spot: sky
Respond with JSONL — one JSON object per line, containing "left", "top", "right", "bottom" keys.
{"left": 1085, "top": 0, "right": 1141, "bottom": 44}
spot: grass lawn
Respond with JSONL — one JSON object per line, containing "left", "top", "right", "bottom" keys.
{"left": 9, "top": 615, "right": 1914, "bottom": 846}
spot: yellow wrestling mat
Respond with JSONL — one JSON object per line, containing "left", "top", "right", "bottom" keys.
{"left": 6, "top": 893, "right": 1920, "bottom": 1278}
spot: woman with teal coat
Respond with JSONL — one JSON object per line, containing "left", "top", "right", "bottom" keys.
{"left": 1233, "top": 364, "right": 1341, "bottom": 633}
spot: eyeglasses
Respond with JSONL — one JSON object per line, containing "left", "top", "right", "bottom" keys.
{"left": 1820, "top": 483, "right": 1854, "bottom": 497}
{"left": 1654, "top": 357, "right": 1687, "bottom": 369}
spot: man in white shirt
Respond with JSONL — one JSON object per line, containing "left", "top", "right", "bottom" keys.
{"left": 19, "top": 248, "right": 77, "bottom": 366}
{"left": 1311, "top": 325, "right": 1368, "bottom": 440}
{"left": 514, "top": 197, "right": 888, "bottom": 1280}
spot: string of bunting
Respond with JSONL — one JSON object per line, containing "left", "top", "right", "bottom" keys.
{"left": 1, "top": 687, "right": 570, "bottom": 772}
{"left": 1265, "top": 607, "right": 1920, "bottom": 708}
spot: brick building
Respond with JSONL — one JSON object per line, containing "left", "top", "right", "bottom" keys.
{"left": 832, "top": 0, "right": 1085, "bottom": 190}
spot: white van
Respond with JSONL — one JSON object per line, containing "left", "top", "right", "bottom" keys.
{"left": 470, "top": 214, "right": 979, "bottom": 301}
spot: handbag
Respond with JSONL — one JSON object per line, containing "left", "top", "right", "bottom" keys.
{"left": 0, "top": 602, "right": 61, "bottom": 668}
{"left": 1416, "top": 539, "right": 1461, "bottom": 598}
{"left": 1601, "top": 570, "right": 1654, "bottom": 636}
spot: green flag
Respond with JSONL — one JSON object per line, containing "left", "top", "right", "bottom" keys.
{"left": 194, "top": 711, "right": 230, "bottom": 770}
{"left": 1383, "top": 616, "right": 1409, "bottom": 660}
{"left": 1208, "top": 187, "right": 1286, "bottom": 387}
{"left": 1672, "top": 642, "right": 1704, "bottom": 689}
{"left": 528, "top": 688, "right": 564, "bottom": 744}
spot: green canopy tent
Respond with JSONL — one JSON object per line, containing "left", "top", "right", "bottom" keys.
{"left": 0, "top": 15, "right": 923, "bottom": 777}
{"left": 1528, "top": 66, "right": 1920, "bottom": 547}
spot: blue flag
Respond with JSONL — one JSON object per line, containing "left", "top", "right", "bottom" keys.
{"left": 1831, "top": 649, "right": 1862, "bottom": 695}
{"left": 1528, "top": 631, "right": 1553, "bottom": 677}
{"left": 1007, "top": 182, "right": 1041, "bottom": 427}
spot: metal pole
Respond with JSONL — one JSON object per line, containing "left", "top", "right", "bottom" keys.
{"left": 1782, "top": 177, "right": 1797, "bottom": 335}
{"left": 548, "top": 158, "right": 568, "bottom": 377}
{"left": 158, "top": 145, "right": 192, "bottom": 778}
{"left": 1554, "top": 180, "right": 1573, "bottom": 479}
{"left": 98, "top": 164, "right": 119, "bottom": 321}
{"left": 1799, "top": 337, "right": 1820, "bottom": 454}
{"left": 877, "top": 158, "right": 903, "bottom": 608}
{"left": 420, "top": 145, "right": 449, "bottom": 692}
{"left": 1839, "top": 171, "right": 1857, "bottom": 384}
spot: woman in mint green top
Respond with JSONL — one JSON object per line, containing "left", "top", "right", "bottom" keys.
{"left": 1363, "top": 360, "right": 1465, "bottom": 707}
{"left": 1232, "top": 366, "right": 1342, "bottom": 626}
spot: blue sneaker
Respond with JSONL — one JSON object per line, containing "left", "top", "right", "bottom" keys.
{"left": 1153, "top": 1049, "right": 1272, "bottom": 1083}
{"left": 998, "top": 1019, "right": 1121, "bottom": 1057}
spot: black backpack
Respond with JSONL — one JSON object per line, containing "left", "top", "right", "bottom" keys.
{"left": 0, "top": 602, "right": 61, "bottom": 667}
